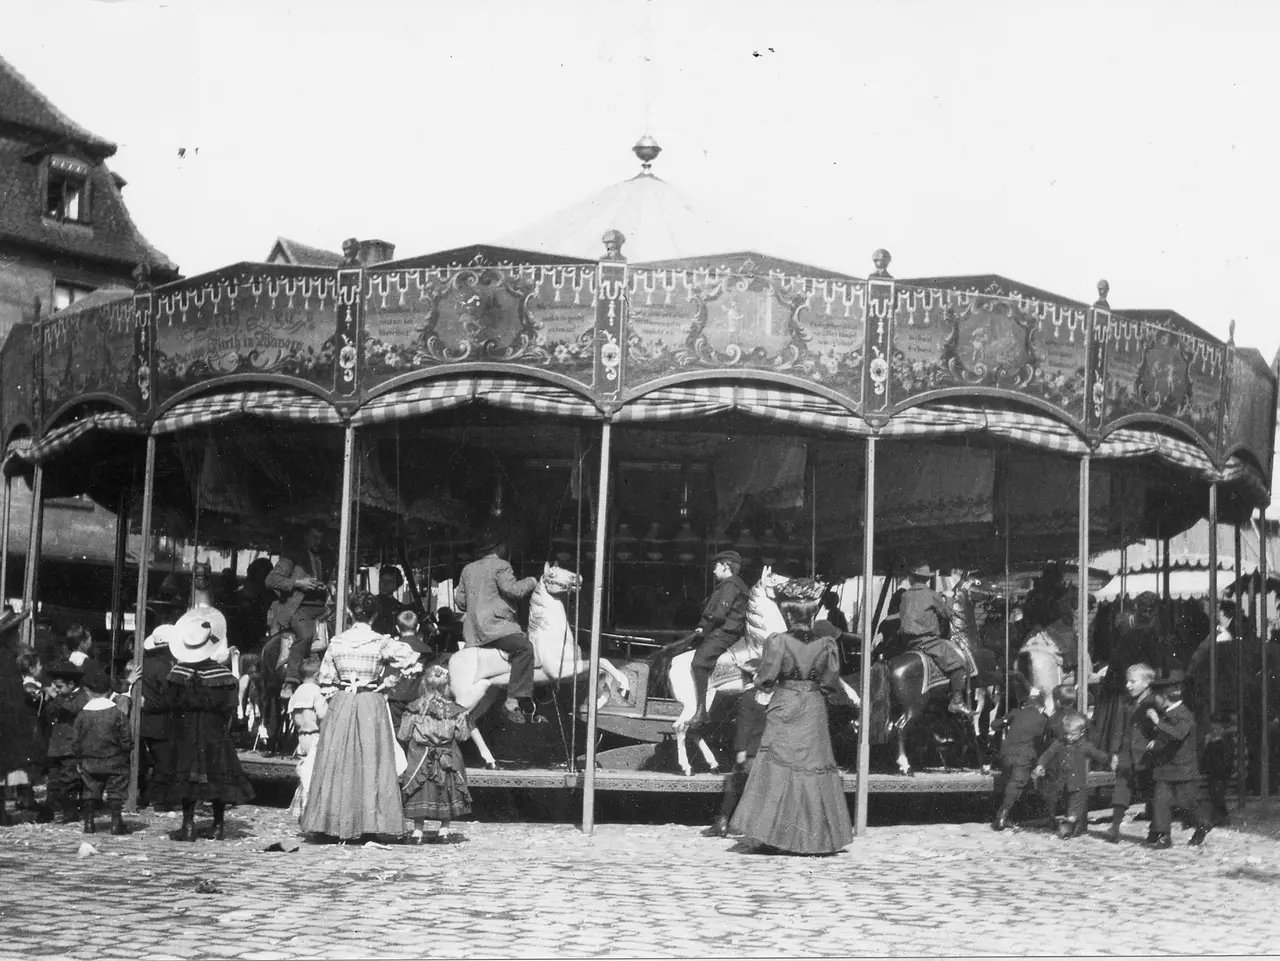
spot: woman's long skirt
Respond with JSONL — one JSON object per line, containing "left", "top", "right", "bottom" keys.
{"left": 729, "top": 686, "right": 853, "bottom": 854}
{"left": 299, "top": 691, "right": 404, "bottom": 839}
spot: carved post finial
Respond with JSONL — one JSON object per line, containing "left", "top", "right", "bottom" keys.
{"left": 1095, "top": 279, "right": 1110, "bottom": 307}
{"left": 602, "top": 229, "right": 627, "bottom": 262}
{"left": 340, "top": 237, "right": 360, "bottom": 268}
{"left": 871, "top": 249, "right": 892, "bottom": 279}
{"left": 1229, "top": 318, "right": 1236, "bottom": 344}
{"left": 132, "top": 262, "right": 152, "bottom": 292}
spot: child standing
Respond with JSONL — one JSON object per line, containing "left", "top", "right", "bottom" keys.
{"left": 40, "top": 660, "right": 90, "bottom": 823}
{"left": 704, "top": 672, "right": 770, "bottom": 838}
{"left": 287, "top": 658, "right": 328, "bottom": 758}
{"left": 1033, "top": 712, "right": 1112, "bottom": 838}
{"left": 1104, "top": 662, "right": 1159, "bottom": 843}
{"left": 990, "top": 693, "right": 1050, "bottom": 830}
{"left": 398, "top": 664, "right": 472, "bottom": 844}
{"left": 1146, "top": 671, "right": 1212, "bottom": 849}
{"left": 72, "top": 668, "right": 132, "bottom": 835}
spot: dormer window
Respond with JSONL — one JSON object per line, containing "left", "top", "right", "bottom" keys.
{"left": 44, "top": 156, "right": 90, "bottom": 223}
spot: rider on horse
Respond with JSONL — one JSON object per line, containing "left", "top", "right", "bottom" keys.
{"left": 688, "top": 550, "right": 750, "bottom": 730}
{"left": 898, "top": 561, "right": 972, "bottom": 717}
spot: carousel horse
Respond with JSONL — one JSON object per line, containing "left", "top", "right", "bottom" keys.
{"left": 448, "top": 562, "right": 633, "bottom": 770}
{"left": 239, "top": 628, "right": 298, "bottom": 753}
{"left": 1015, "top": 611, "right": 1098, "bottom": 703}
{"left": 869, "top": 578, "right": 989, "bottom": 776}
{"left": 662, "top": 567, "right": 861, "bottom": 777}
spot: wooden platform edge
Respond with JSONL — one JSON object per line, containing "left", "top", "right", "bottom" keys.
{"left": 237, "top": 752, "right": 1116, "bottom": 795}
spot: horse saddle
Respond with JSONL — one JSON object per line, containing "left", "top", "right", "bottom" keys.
{"left": 914, "top": 651, "right": 950, "bottom": 695}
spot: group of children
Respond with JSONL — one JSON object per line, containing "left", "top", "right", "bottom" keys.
{"left": 290, "top": 609, "right": 474, "bottom": 844}
{"left": 993, "top": 664, "right": 1220, "bottom": 848}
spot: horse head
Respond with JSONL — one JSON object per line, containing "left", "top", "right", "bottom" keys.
{"left": 742, "top": 566, "right": 790, "bottom": 656}
{"left": 541, "top": 561, "right": 582, "bottom": 596}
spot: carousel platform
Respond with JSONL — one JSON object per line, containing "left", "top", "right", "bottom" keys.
{"left": 236, "top": 750, "right": 1116, "bottom": 795}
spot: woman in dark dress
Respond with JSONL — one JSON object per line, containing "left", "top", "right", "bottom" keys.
{"left": 730, "top": 577, "right": 853, "bottom": 855}
{"left": 145, "top": 610, "right": 254, "bottom": 841}
{"left": 0, "top": 610, "right": 38, "bottom": 825}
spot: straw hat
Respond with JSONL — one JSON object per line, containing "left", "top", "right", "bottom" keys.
{"left": 168, "top": 610, "right": 229, "bottom": 665}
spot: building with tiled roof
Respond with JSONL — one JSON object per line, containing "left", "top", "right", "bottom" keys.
{"left": 0, "top": 52, "right": 179, "bottom": 346}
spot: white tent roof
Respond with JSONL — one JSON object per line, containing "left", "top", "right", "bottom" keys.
{"left": 1094, "top": 570, "right": 1229, "bottom": 602}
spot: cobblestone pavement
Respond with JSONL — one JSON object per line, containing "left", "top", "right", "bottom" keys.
{"left": 2, "top": 802, "right": 1279, "bottom": 959}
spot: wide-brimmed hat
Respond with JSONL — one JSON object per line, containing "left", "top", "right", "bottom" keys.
{"left": 168, "top": 610, "right": 229, "bottom": 665}
{"left": 712, "top": 550, "right": 743, "bottom": 568}
{"left": 143, "top": 623, "right": 178, "bottom": 651}
{"left": 775, "top": 577, "right": 827, "bottom": 603}
{"left": 1151, "top": 670, "right": 1186, "bottom": 689}
{"left": 909, "top": 562, "right": 934, "bottom": 577}
{"left": 44, "top": 659, "right": 84, "bottom": 681}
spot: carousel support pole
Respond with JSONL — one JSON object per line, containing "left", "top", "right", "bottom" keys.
{"left": 334, "top": 424, "right": 357, "bottom": 635}
{"left": 809, "top": 452, "right": 818, "bottom": 578}
{"left": 582, "top": 418, "right": 613, "bottom": 836}
{"left": 0, "top": 467, "right": 11, "bottom": 618}
{"left": 126, "top": 435, "right": 156, "bottom": 814}
{"left": 1076, "top": 455, "right": 1090, "bottom": 716}
{"left": 1209, "top": 484, "right": 1219, "bottom": 716}
{"left": 1235, "top": 520, "right": 1246, "bottom": 806}
{"left": 21, "top": 464, "right": 44, "bottom": 649}
{"left": 109, "top": 485, "right": 129, "bottom": 685}
{"left": 1002, "top": 455, "right": 1011, "bottom": 711}
{"left": 856, "top": 436, "right": 877, "bottom": 837}
{"left": 1259, "top": 506, "right": 1270, "bottom": 800}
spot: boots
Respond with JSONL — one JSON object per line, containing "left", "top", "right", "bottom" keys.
{"left": 702, "top": 816, "right": 730, "bottom": 838}
{"left": 1057, "top": 818, "right": 1077, "bottom": 840}
{"left": 109, "top": 804, "right": 129, "bottom": 836}
{"left": 947, "top": 691, "right": 972, "bottom": 718}
{"left": 0, "top": 798, "right": 10, "bottom": 827}
{"left": 992, "top": 809, "right": 1009, "bottom": 831}
{"left": 1103, "top": 807, "right": 1124, "bottom": 843}
{"left": 1188, "top": 826, "right": 1210, "bottom": 847}
{"left": 1150, "top": 833, "right": 1172, "bottom": 850}
{"left": 81, "top": 801, "right": 96, "bottom": 835}
{"left": 211, "top": 802, "right": 225, "bottom": 841}
{"left": 176, "top": 819, "right": 197, "bottom": 842}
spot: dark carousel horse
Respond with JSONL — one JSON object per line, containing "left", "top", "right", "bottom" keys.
{"left": 240, "top": 628, "right": 299, "bottom": 754}
{"left": 866, "top": 578, "right": 989, "bottom": 776}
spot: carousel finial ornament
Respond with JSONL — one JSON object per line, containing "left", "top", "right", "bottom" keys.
{"left": 1229, "top": 318, "right": 1236, "bottom": 344}
{"left": 633, "top": 134, "right": 662, "bottom": 174}
{"left": 601, "top": 229, "right": 627, "bottom": 262}
{"left": 871, "top": 249, "right": 893, "bottom": 278}
{"left": 1095, "top": 279, "right": 1110, "bottom": 307}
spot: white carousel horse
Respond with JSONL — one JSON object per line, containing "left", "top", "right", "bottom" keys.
{"left": 448, "top": 562, "right": 632, "bottom": 769}
{"left": 1017, "top": 615, "right": 1101, "bottom": 707}
{"left": 667, "top": 567, "right": 860, "bottom": 777}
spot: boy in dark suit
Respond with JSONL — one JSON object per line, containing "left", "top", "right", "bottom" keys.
{"left": 1104, "top": 662, "right": 1159, "bottom": 843}
{"left": 40, "top": 661, "right": 90, "bottom": 823}
{"left": 990, "top": 693, "right": 1049, "bottom": 830}
{"left": 1146, "top": 671, "right": 1212, "bottom": 849}
{"left": 704, "top": 672, "right": 769, "bottom": 838}
{"left": 1034, "top": 712, "right": 1112, "bottom": 838}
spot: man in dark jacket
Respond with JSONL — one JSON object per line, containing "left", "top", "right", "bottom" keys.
{"left": 688, "top": 550, "right": 750, "bottom": 730}
{"left": 267, "top": 520, "right": 333, "bottom": 696}
{"left": 704, "top": 671, "right": 769, "bottom": 838}
{"left": 899, "top": 562, "right": 971, "bottom": 717}
{"left": 1146, "top": 671, "right": 1212, "bottom": 849}
{"left": 1104, "top": 662, "right": 1159, "bottom": 842}
{"left": 991, "top": 693, "right": 1050, "bottom": 830}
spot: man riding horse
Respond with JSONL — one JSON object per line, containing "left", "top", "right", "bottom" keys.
{"left": 899, "top": 561, "right": 972, "bottom": 718}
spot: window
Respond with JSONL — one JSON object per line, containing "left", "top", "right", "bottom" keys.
{"left": 53, "top": 282, "right": 94, "bottom": 312}
{"left": 44, "top": 156, "right": 90, "bottom": 222}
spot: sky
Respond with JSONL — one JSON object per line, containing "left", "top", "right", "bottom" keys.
{"left": 5, "top": 0, "right": 1280, "bottom": 360}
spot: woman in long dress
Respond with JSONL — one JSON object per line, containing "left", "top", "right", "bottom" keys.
{"left": 730, "top": 577, "right": 853, "bottom": 855}
{"left": 300, "top": 590, "right": 422, "bottom": 841}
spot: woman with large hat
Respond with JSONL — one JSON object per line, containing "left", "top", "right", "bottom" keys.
{"left": 729, "top": 577, "right": 853, "bottom": 855}
{"left": 145, "top": 610, "right": 254, "bottom": 841}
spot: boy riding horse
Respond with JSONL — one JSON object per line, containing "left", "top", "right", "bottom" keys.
{"left": 898, "top": 562, "right": 972, "bottom": 718}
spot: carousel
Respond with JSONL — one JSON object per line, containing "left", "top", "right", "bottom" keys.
{"left": 2, "top": 137, "right": 1276, "bottom": 833}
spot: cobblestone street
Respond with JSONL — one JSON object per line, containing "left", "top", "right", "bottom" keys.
{"left": 2, "top": 800, "right": 1279, "bottom": 959}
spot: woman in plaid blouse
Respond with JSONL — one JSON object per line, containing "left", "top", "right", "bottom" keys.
{"left": 299, "top": 590, "right": 422, "bottom": 841}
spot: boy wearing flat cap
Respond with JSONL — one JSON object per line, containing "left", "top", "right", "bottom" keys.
{"left": 1145, "top": 671, "right": 1212, "bottom": 849}
{"left": 688, "top": 550, "right": 750, "bottom": 729}
{"left": 899, "top": 562, "right": 971, "bottom": 717}
{"left": 40, "top": 660, "right": 90, "bottom": 823}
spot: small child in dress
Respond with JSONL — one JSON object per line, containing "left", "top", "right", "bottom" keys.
{"left": 1202, "top": 712, "right": 1235, "bottom": 827}
{"left": 71, "top": 667, "right": 132, "bottom": 835}
{"left": 287, "top": 658, "right": 327, "bottom": 758}
{"left": 398, "top": 664, "right": 472, "bottom": 844}
{"left": 990, "top": 693, "right": 1049, "bottom": 830}
{"left": 704, "top": 670, "right": 769, "bottom": 838}
{"left": 1033, "top": 711, "right": 1112, "bottom": 839}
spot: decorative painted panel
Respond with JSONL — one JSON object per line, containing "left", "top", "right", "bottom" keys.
{"left": 153, "top": 266, "right": 339, "bottom": 404}
{"left": 361, "top": 263, "right": 598, "bottom": 391}
{"left": 0, "top": 324, "right": 34, "bottom": 441}
{"left": 1222, "top": 349, "right": 1275, "bottom": 465}
{"left": 625, "top": 264, "right": 865, "bottom": 405}
{"left": 1100, "top": 316, "right": 1224, "bottom": 450}
{"left": 594, "top": 261, "right": 626, "bottom": 404}
{"left": 40, "top": 297, "right": 138, "bottom": 417}
{"left": 1084, "top": 308, "right": 1109, "bottom": 435}
{"left": 887, "top": 286, "right": 1090, "bottom": 421}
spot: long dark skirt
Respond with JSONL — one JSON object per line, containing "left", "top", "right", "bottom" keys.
{"left": 300, "top": 691, "right": 404, "bottom": 839}
{"left": 729, "top": 686, "right": 853, "bottom": 854}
